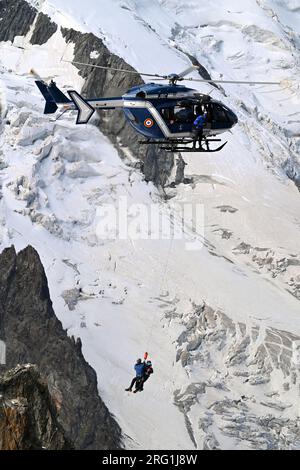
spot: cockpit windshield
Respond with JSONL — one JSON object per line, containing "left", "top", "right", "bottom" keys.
{"left": 159, "top": 101, "right": 235, "bottom": 132}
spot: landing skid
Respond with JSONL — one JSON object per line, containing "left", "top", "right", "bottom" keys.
{"left": 139, "top": 138, "right": 227, "bottom": 153}
{"left": 162, "top": 142, "right": 227, "bottom": 153}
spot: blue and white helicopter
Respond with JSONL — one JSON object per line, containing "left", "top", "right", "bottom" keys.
{"left": 35, "top": 62, "right": 281, "bottom": 153}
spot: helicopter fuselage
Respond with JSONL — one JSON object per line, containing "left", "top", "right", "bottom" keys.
{"left": 122, "top": 83, "right": 238, "bottom": 140}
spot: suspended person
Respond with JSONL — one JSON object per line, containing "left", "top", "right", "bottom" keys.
{"left": 192, "top": 109, "right": 207, "bottom": 149}
{"left": 125, "top": 353, "right": 148, "bottom": 393}
{"left": 135, "top": 360, "right": 154, "bottom": 393}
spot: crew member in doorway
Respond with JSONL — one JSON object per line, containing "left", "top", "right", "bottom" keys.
{"left": 192, "top": 108, "right": 207, "bottom": 149}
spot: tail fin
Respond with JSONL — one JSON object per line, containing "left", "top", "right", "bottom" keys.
{"left": 35, "top": 80, "right": 58, "bottom": 114}
{"left": 48, "top": 80, "right": 71, "bottom": 104}
{"left": 67, "top": 90, "right": 95, "bottom": 124}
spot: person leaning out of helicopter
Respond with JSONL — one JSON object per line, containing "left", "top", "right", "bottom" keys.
{"left": 192, "top": 106, "right": 207, "bottom": 149}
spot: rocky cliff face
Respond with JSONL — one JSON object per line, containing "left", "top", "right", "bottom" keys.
{"left": 0, "top": 245, "right": 121, "bottom": 449}
{"left": 0, "top": 0, "right": 36, "bottom": 42}
{"left": 0, "top": 364, "right": 72, "bottom": 450}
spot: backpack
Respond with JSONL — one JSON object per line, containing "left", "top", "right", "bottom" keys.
{"left": 145, "top": 366, "right": 153, "bottom": 376}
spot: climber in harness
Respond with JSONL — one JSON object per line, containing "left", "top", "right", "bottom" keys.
{"left": 125, "top": 352, "right": 153, "bottom": 393}
{"left": 136, "top": 360, "right": 154, "bottom": 392}
{"left": 192, "top": 109, "right": 207, "bottom": 150}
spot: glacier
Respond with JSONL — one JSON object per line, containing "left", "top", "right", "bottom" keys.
{"left": 0, "top": 0, "right": 300, "bottom": 449}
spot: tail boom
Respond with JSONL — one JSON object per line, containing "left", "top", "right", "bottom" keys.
{"left": 35, "top": 79, "right": 123, "bottom": 124}
{"left": 67, "top": 92, "right": 124, "bottom": 125}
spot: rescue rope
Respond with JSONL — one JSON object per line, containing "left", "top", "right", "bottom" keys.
{"left": 146, "top": 234, "right": 174, "bottom": 352}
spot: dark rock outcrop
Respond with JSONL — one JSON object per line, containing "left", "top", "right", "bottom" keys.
{"left": 284, "top": 159, "right": 300, "bottom": 192}
{"left": 0, "top": 245, "right": 122, "bottom": 449}
{"left": 0, "top": 364, "right": 72, "bottom": 450}
{"left": 30, "top": 12, "right": 58, "bottom": 45}
{"left": 0, "top": 0, "right": 36, "bottom": 43}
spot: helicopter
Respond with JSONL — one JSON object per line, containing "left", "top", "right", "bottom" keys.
{"left": 35, "top": 62, "right": 282, "bottom": 153}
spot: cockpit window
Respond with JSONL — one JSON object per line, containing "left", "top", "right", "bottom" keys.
{"left": 174, "top": 105, "right": 194, "bottom": 123}
{"left": 160, "top": 104, "right": 197, "bottom": 124}
{"left": 161, "top": 108, "right": 175, "bottom": 121}
{"left": 160, "top": 103, "right": 216, "bottom": 126}
{"left": 213, "top": 105, "right": 229, "bottom": 122}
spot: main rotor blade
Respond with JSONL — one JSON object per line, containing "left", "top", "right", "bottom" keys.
{"left": 29, "top": 68, "right": 59, "bottom": 82}
{"left": 63, "top": 59, "right": 167, "bottom": 79}
{"left": 30, "top": 68, "right": 43, "bottom": 81}
{"left": 180, "top": 77, "right": 282, "bottom": 85}
{"left": 63, "top": 59, "right": 290, "bottom": 87}
{"left": 177, "top": 65, "right": 200, "bottom": 78}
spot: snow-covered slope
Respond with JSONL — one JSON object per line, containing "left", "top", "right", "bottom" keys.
{"left": 1, "top": 0, "right": 300, "bottom": 449}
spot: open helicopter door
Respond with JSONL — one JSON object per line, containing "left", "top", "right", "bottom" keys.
{"left": 67, "top": 90, "right": 95, "bottom": 125}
